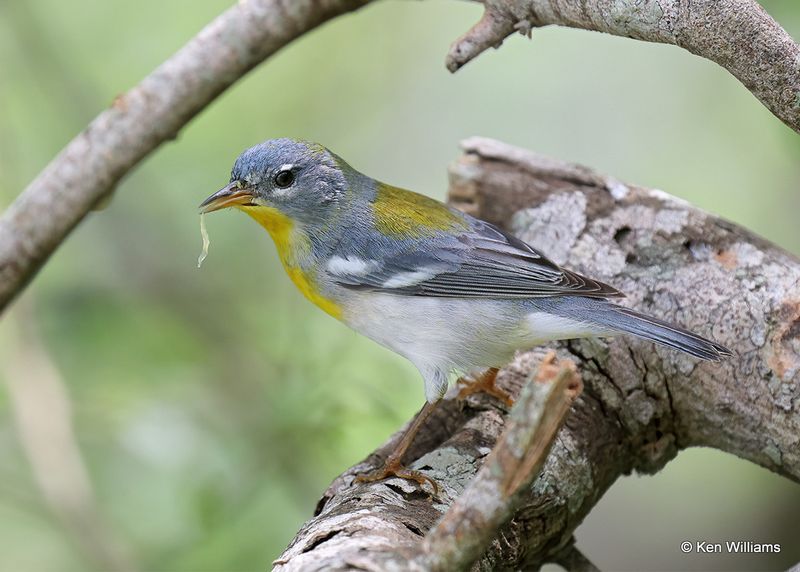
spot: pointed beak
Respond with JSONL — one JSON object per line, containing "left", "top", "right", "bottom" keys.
{"left": 199, "top": 181, "right": 255, "bottom": 213}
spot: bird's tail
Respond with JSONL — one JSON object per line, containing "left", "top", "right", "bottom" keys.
{"left": 534, "top": 297, "right": 733, "bottom": 361}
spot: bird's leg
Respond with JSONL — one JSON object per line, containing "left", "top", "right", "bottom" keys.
{"left": 355, "top": 399, "right": 440, "bottom": 494}
{"left": 456, "top": 367, "right": 514, "bottom": 406}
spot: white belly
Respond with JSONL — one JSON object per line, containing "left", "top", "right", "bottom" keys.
{"left": 343, "top": 293, "right": 520, "bottom": 369}
{"left": 340, "top": 291, "right": 597, "bottom": 400}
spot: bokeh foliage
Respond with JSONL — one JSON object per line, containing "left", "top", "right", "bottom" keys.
{"left": 0, "top": 1, "right": 798, "bottom": 570}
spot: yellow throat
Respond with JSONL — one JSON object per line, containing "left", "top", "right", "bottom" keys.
{"left": 238, "top": 205, "right": 342, "bottom": 319}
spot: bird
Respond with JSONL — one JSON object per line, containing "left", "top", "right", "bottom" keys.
{"left": 199, "top": 138, "right": 731, "bottom": 491}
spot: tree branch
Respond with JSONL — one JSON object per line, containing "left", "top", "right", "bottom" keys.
{"left": 448, "top": 0, "right": 800, "bottom": 133}
{"left": 0, "top": 0, "right": 370, "bottom": 314}
{"left": 415, "top": 354, "right": 582, "bottom": 571}
{"left": 274, "top": 137, "right": 800, "bottom": 570}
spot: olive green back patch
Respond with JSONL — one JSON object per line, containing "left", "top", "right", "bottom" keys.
{"left": 372, "top": 183, "right": 468, "bottom": 238}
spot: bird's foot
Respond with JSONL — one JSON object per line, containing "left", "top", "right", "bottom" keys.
{"left": 457, "top": 367, "right": 514, "bottom": 407}
{"left": 355, "top": 457, "right": 439, "bottom": 495}
{"left": 354, "top": 400, "right": 440, "bottom": 495}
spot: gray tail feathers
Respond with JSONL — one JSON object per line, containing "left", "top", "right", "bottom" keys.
{"left": 535, "top": 297, "right": 733, "bottom": 361}
{"left": 603, "top": 305, "right": 732, "bottom": 361}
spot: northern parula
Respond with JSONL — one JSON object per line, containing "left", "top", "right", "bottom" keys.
{"left": 200, "top": 138, "right": 731, "bottom": 489}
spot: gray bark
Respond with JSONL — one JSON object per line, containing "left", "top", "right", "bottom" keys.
{"left": 274, "top": 137, "right": 800, "bottom": 571}
{"left": 417, "top": 357, "right": 582, "bottom": 571}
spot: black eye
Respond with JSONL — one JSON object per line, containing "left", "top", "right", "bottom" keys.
{"left": 274, "top": 169, "right": 295, "bottom": 188}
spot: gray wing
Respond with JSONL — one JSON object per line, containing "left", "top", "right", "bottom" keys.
{"left": 328, "top": 220, "right": 623, "bottom": 299}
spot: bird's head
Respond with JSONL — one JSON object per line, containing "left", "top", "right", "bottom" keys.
{"left": 199, "top": 138, "right": 349, "bottom": 227}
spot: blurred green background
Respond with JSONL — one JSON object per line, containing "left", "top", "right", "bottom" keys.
{"left": 1, "top": 1, "right": 799, "bottom": 570}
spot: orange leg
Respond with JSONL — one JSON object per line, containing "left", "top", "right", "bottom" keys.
{"left": 456, "top": 367, "right": 514, "bottom": 407}
{"left": 355, "top": 400, "right": 440, "bottom": 494}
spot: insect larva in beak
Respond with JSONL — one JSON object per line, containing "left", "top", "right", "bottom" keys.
{"left": 197, "top": 212, "right": 210, "bottom": 268}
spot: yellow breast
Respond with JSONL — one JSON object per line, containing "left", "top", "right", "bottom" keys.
{"left": 239, "top": 205, "right": 342, "bottom": 319}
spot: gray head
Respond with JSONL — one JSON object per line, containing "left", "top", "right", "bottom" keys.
{"left": 200, "top": 138, "right": 350, "bottom": 226}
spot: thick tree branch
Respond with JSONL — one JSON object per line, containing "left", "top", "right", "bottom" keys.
{"left": 0, "top": 0, "right": 370, "bottom": 314}
{"left": 448, "top": 0, "right": 800, "bottom": 133}
{"left": 275, "top": 138, "right": 800, "bottom": 570}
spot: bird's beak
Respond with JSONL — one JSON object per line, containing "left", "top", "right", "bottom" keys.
{"left": 199, "top": 181, "right": 255, "bottom": 213}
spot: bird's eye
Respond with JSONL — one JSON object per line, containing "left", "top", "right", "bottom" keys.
{"left": 274, "top": 169, "right": 295, "bottom": 188}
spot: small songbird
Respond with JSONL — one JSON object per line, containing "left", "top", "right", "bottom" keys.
{"left": 199, "top": 138, "right": 731, "bottom": 489}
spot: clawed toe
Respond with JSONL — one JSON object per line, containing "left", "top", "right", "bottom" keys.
{"left": 457, "top": 367, "right": 514, "bottom": 407}
{"left": 355, "top": 458, "right": 439, "bottom": 495}
{"left": 353, "top": 400, "right": 441, "bottom": 495}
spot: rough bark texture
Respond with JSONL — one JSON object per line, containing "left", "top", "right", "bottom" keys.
{"left": 417, "top": 356, "right": 582, "bottom": 571}
{"left": 0, "top": 0, "right": 370, "bottom": 314}
{"left": 274, "top": 138, "right": 800, "bottom": 571}
{"left": 449, "top": 0, "right": 800, "bottom": 133}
